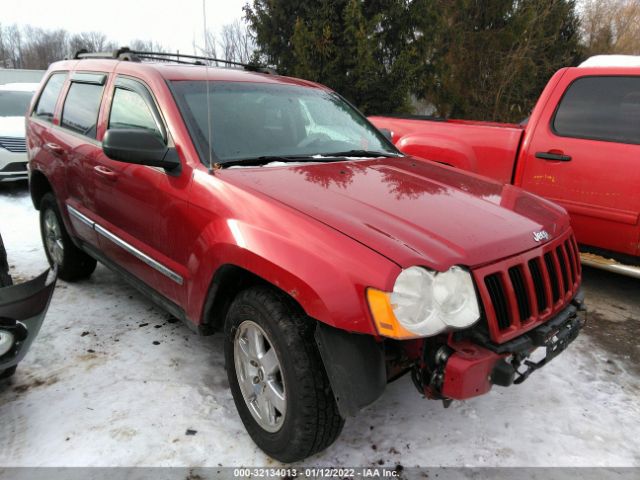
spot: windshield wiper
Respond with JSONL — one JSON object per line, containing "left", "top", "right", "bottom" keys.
{"left": 316, "top": 150, "right": 402, "bottom": 158}
{"left": 220, "top": 155, "right": 346, "bottom": 168}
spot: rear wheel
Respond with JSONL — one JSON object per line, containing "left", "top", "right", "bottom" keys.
{"left": 39, "top": 193, "right": 96, "bottom": 281}
{"left": 224, "top": 287, "right": 344, "bottom": 463}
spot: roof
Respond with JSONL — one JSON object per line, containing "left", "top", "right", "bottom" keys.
{"left": 47, "top": 57, "right": 327, "bottom": 90}
{"left": 0, "top": 82, "right": 40, "bottom": 92}
{"left": 579, "top": 55, "right": 640, "bottom": 68}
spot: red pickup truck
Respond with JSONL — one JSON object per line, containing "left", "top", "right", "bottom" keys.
{"left": 370, "top": 61, "right": 640, "bottom": 278}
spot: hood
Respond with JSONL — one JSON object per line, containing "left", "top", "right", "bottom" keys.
{"left": 0, "top": 117, "right": 26, "bottom": 138}
{"left": 223, "top": 157, "right": 571, "bottom": 270}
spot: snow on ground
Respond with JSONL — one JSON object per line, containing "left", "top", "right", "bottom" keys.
{"left": 0, "top": 183, "right": 638, "bottom": 467}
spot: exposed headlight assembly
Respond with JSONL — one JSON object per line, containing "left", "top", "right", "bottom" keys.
{"left": 367, "top": 266, "right": 480, "bottom": 339}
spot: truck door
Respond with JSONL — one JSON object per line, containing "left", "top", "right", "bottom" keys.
{"left": 518, "top": 72, "right": 640, "bottom": 258}
{"left": 92, "top": 76, "right": 191, "bottom": 308}
{"left": 47, "top": 72, "right": 107, "bottom": 250}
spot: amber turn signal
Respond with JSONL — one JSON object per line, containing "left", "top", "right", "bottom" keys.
{"left": 366, "top": 288, "right": 419, "bottom": 340}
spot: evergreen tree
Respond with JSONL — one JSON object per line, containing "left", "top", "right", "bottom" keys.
{"left": 415, "top": 0, "right": 582, "bottom": 122}
{"left": 245, "top": 0, "right": 415, "bottom": 114}
{"left": 244, "top": 0, "right": 583, "bottom": 121}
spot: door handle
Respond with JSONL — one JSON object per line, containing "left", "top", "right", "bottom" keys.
{"left": 44, "top": 142, "right": 64, "bottom": 155}
{"left": 93, "top": 165, "right": 118, "bottom": 181}
{"left": 535, "top": 151, "right": 572, "bottom": 162}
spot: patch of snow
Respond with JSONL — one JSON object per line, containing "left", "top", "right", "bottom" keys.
{"left": 0, "top": 186, "right": 638, "bottom": 467}
{"left": 579, "top": 55, "right": 640, "bottom": 68}
{"left": 0, "top": 83, "right": 39, "bottom": 93}
{"left": 228, "top": 161, "right": 320, "bottom": 169}
{"left": 0, "top": 117, "right": 27, "bottom": 137}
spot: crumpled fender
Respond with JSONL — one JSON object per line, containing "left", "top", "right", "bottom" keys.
{"left": 0, "top": 268, "right": 57, "bottom": 371}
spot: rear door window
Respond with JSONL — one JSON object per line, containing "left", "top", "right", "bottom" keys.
{"left": 61, "top": 76, "right": 106, "bottom": 139}
{"left": 33, "top": 73, "right": 67, "bottom": 121}
{"left": 553, "top": 76, "right": 640, "bottom": 145}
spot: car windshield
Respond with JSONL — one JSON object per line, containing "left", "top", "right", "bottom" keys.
{"left": 170, "top": 80, "right": 398, "bottom": 164}
{"left": 0, "top": 90, "right": 34, "bottom": 117}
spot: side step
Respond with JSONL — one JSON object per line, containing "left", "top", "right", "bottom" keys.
{"left": 580, "top": 252, "right": 640, "bottom": 279}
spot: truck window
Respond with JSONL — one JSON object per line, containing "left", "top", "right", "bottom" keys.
{"left": 553, "top": 76, "right": 640, "bottom": 145}
{"left": 61, "top": 81, "right": 105, "bottom": 139}
{"left": 33, "top": 73, "right": 67, "bottom": 121}
{"left": 108, "top": 87, "right": 161, "bottom": 137}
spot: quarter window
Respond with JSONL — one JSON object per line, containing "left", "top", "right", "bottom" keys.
{"left": 33, "top": 73, "right": 67, "bottom": 121}
{"left": 109, "top": 88, "right": 161, "bottom": 136}
{"left": 553, "top": 76, "right": 640, "bottom": 145}
{"left": 61, "top": 82, "right": 105, "bottom": 139}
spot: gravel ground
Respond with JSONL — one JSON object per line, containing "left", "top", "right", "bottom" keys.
{"left": 0, "top": 181, "right": 638, "bottom": 467}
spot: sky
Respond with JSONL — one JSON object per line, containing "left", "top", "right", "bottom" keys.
{"left": 1, "top": 0, "right": 248, "bottom": 54}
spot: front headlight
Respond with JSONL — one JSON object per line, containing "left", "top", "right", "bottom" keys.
{"left": 0, "top": 330, "right": 15, "bottom": 357}
{"left": 367, "top": 266, "right": 480, "bottom": 339}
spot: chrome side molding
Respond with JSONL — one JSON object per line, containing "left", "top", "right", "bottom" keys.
{"left": 67, "top": 204, "right": 184, "bottom": 285}
{"left": 580, "top": 252, "right": 640, "bottom": 279}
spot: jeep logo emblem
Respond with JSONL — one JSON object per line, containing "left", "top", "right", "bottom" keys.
{"left": 533, "top": 230, "right": 550, "bottom": 242}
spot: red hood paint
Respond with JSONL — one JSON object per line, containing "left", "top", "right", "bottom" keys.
{"left": 222, "top": 157, "right": 571, "bottom": 270}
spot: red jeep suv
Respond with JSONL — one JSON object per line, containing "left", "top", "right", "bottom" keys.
{"left": 26, "top": 49, "right": 585, "bottom": 462}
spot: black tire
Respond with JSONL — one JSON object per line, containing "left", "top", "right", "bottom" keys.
{"left": 224, "top": 287, "right": 344, "bottom": 463}
{"left": 0, "top": 366, "right": 16, "bottom": 380}
{"left": 1, "top": 233, "right": 15, "bottom": 380}
{"left": 39, "top": 193, "right": 96, "bottom": 281}
{"left": 0, "top": 232, "right": 12, "bottom": 287}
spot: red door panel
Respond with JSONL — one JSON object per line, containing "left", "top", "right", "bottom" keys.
{"left": 519, "top": 71, "right": 640, "bottom": 257}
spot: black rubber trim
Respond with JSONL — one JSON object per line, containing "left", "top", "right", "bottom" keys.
{"left": 474, "top": 289, "right": 584, "bottom": 355}
{"left": 314, "top": 322, "right": 386, "bottom": 417}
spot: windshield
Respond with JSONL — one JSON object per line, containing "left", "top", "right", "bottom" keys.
{"left": 170, "top": 81, "right": 398, "bottom": 164}
{"left": 0, "top": 90, "right": 34, "bottom": 117}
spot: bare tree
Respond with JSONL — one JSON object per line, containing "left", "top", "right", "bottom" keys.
{"left": 218, "top": 20, "right": 255, "bottom": 63}
{"left": 19, "top": 26, "right": 68, "bottom": 69}
{"left": 0, "top": 24, "right": 23, "bottom": 68}
{"left": 0, "top": 18, "right": 253, "bottom": 70}
{"left": 581, "top": 0, "right": 640, "bottom": 55}
{"left": 128, "top": 39, "right": 168, "bottom": 53}
{"left": 68, "top": 31, "right": 117, "bottom": 55}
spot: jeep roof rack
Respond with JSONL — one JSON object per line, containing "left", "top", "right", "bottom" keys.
{"left": 67, "top": 47, "right": 277, "bottom": 74}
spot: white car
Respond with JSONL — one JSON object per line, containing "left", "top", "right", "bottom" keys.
{"left": 0, "top": 83, "right": 40, "bottom": 182}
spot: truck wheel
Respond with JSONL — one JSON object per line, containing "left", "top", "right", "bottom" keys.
{"left": 39, "top": 193, "right": 96, "bottom": 281}
{"left": 0, "top": 366, "right": 17, "bottom": 380}
{"left": 224, "top": 287, "right": 344, "bottom": 463}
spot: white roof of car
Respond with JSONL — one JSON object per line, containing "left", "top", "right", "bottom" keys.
{"left": 579, "top": 55, "right": 640, "bottom": 68}
{"left": 0, "top": 82, "right": 40, "bottom": 92}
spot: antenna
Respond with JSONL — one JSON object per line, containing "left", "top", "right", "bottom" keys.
{"left": 203, "top": 0, "right": 214, "bottom": 174}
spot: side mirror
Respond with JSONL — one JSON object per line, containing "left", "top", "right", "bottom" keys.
{"left": 102, "top": 129, "right": 180, "bottom": 171}
{"left": 379, "top": 128, "right": 393, "bottom": 142}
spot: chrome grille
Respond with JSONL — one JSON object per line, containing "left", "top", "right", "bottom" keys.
{"left": 0, "top": 136, "right": 26, "bottom": 153}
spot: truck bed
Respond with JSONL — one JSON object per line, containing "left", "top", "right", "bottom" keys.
{"left": 369, "top": 115, "right": 524, "bottom": 185}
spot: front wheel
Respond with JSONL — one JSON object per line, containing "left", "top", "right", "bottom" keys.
{"left": 224, "top": 287, "right": 344, "bottom": 463}
{"left": 39, "top": 193, "right": 96, "bottom": 281}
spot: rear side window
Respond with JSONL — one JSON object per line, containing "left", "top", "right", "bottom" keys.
{"left": 61, "top": 82, "right": 105, "bottom": 139}
{"left": 33, "top": 73, "right": 67, "bottom": 121}
{"left": 109, "top": 88, "right": 161, "bottom": 136}
{"left": 553, "top": 76, "right": 640, "bottom": 145}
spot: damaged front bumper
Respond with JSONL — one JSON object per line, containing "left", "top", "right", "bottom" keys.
{"left": 0, "top": 268, "right": 57, "bottom": 373}
{"left": 416, "top": 290, "right": 586, "bottom": 401}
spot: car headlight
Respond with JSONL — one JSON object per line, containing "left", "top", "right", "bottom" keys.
{"left": 367, "top": 266, "right": 480, "bottom": 339}
{"left": 0, "top": 330, "right": 15, "bottom": 357}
